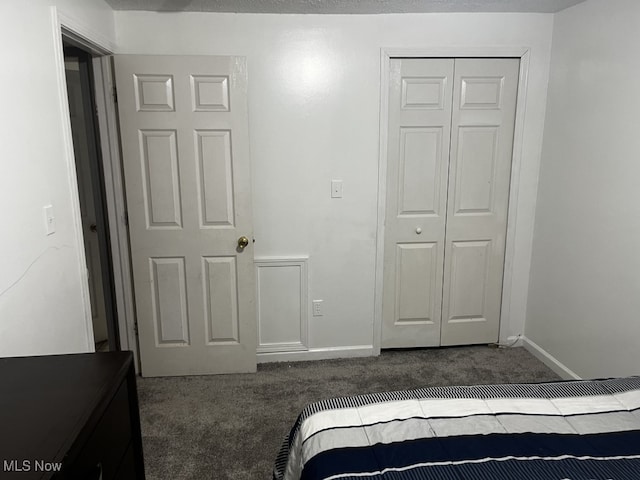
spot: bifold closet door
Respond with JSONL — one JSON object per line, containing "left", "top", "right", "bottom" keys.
{"left": 382, "top": 57, "right": 519, "bottom": 348}
{"left": 440, "top": 58, "right": 519, "bottom": 345}
{"left": 381, "top": 58, "right": 454, "bottom": 348}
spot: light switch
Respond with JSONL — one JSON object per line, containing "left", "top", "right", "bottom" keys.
{"left": 331, "top": 180, "right": 343, "bottom": 198}
{"left": 44, "top": 205, "right": 56, "bottom": 235}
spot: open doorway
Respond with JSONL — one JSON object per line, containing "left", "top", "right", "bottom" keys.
{"left": 63, "top": 44, "right": 120, "bottom": 352}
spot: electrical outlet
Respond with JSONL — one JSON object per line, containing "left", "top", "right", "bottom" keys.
{"left": 331, "top": 180, "right": 343, "bottom": 198}
{"left": 312, "top": 300, "right": 323, "bottom": 316}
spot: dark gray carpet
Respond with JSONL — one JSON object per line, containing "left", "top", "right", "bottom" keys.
{"left": 137, "top": 346, "right": 559, "bottom": 479}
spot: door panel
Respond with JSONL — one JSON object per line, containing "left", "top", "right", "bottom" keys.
{"left": 150, "top": 257, "right": 189, "bottom": 345}
{"left": 196, "top": 130, "right": 234, "bottom": 226}
{"left": 398, "top": 127, "right": 445, "bottom": 216}
{"left": 447, "top": 240, "right": 491, "bottom": 322}
{"left": 395, "top": 243, "right": 439, "bottom": 325}
{"left": 115, "top": 55, "right": 256, "bottom": 376}
{"left": 440, "top": 58, "right": 519, "bottom": 346}
{"left": 460, "top": 76, "right": 505, "bottom": 109}
{"left": 139, "top": 129, "right": 182, "bottom": 228}
{"left": 454, "top": 126, "right": 499, "bottom": 214}
{"left": 134, "top": 74, "right": 174, "bottom": 111}
{"left": 203, "top": 256, "right": 239, "bottom": 344}
{"left": 382, "top": 59, "right": 454, "bottom": 348}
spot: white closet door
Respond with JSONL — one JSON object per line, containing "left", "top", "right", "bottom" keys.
{"left": 440, "top": 58, "right": 519, "bottom": 346}
{"left": 381, "top": 59, "right": 454, "bottom": 348}
{"left": 114, "top": 55, "right": 256, "bottom": 376}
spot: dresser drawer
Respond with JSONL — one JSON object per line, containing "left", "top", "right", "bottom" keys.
{"left": 61, "top": 380, "right": 132, "bottom": 480}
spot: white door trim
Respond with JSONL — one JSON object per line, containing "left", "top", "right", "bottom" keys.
{"left": 54, "top": 9, "right": 116, "bottom": 55}
{"left": 374, "top": 46, "right": 531, "bottom": 355}
{"left": 52, "top": 8, "right": 139, "bottom": 369}
{"left": 51, "top": 7, "right": 98, "bottom": 352}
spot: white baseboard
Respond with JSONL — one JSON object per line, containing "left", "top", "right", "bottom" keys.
{"left": 522, "top": 336, "right": 581, "bottom": 380}
{"left": 257, "top": 345, "right": 375, "bottom": 364}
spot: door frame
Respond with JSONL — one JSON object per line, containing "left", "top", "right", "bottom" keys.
{"left": 52, "top": 7, "right": 140, "bottom": 369}
{"left": 63, "top": 45, "right": 120, "bottom": 350}
{"left": 373, "top": 46, "right": 531, "bottom": 354}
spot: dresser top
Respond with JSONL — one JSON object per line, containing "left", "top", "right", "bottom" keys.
{"left": 0, "top": 352, "right": 133, "bottom": 478}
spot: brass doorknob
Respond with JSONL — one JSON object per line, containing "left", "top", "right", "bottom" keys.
{"left": 237, "top": 236, "right": 249, "bottom": 250}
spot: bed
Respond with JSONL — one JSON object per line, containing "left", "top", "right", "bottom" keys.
{"left": 274, "top": 377, "right": 640, "bottom": 480}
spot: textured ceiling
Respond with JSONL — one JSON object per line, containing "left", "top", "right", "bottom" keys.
{"left": 105, "top": 0, "right": 587, "bottom": 14}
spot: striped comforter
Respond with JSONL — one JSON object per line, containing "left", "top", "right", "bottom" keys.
{"left": 273, "top": 377, "right": 640, "bottom": 480}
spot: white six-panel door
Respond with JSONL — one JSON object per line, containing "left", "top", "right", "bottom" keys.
{"left": 114, "top": 55, "right": 256, "bottom": 376}
{"left": 382, "top": 58, "right": 519, "bottom": 348}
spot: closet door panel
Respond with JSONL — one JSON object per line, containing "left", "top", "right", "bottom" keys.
{"left": 440, "top": 58, "right": 520, "bottom": 346}
{"left": 381, "top": 59, "right": 454, "bottom": 348}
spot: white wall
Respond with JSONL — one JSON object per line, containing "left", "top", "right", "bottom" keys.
{"left": 115, "top": 12, "right": 553, "bottom": 354}
{"left": 0, "top": 0, "right": 115, "bottom": 356}
{"left": 526, "top": 0, "right": 640, "bottom": 378}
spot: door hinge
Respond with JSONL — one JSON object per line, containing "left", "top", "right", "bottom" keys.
{"left": 122, "top": 211, "right": 129, "bottom": 227}
{"left": 133, "top": 322, "right": 139, "bottom": 336}
{"left": 112, "top": 86, "right": 118, "bottom": 103}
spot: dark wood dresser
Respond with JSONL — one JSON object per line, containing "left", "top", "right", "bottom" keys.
{"left": 0, "top": 352, "right": 145, "bottom": 480}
